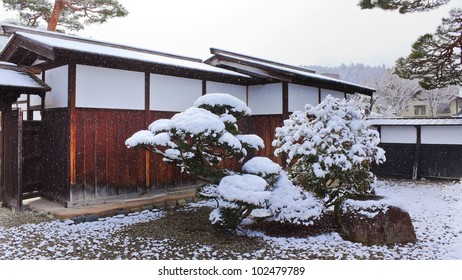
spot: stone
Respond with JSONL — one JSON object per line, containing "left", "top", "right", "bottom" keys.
{"left": 336, "top": 196, "right": 417, "bottom": 245}
{"left": 177, "top": 199, "right": 187, "bottom": 206}
{"left": 165, "top": 200, "right": 177, "bottom": 209}
{"left": 114, "top": 208, "right": 130, "bottom": 216}
{"left": 72, "top": 216, "right": 86, "bottom": 224}
{"left": 141, "top": 205, "right": 154, "bottom": 211}
{"left": 129, "top": 207, "right": 142, "bottom": 213}
{"left": 84, "top": 214, "right": 99, "bottom": 223}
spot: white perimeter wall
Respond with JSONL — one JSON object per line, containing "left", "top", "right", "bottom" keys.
{"left": 44, "top": 65, "right": 68, "bottom": 108}
{"left": 206, "top": 81, "right": 247, "bottom": 103}
{"left": 288, "top": 84, "right": 318, "bottom": 112}
{"left": 320, "top": 89, "right": 345, "bottom": 100}
{"left": 76, "top": 65, "right": 144, "bottom": 110}
{"left": 150, "top": 74, "right": 202, "bottom": 111}
{"left": 380, "top": 126, "right": 416, "bottom": 144}
{"left": 422, "top": 127, "right": 462, "bottom": 145}
{"left": 248, "top": 83, "right": 282, "bottom": 115}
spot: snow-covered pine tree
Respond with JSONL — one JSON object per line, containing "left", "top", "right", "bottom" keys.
{"left": 273, "top": 95, "right": 386, "bottom": 207}
{"left": 127, "top": 93, "right": 324, "bottom": 228}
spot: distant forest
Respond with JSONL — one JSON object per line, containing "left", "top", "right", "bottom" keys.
{"left": 305, "top": 63, "right": 388, "bottom": 87}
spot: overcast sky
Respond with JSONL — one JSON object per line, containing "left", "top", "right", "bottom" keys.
{"left": 1, "top": 0, "right": 460, "bottom": 67}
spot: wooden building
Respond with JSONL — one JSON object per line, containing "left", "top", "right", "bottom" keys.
{"left": 0, "top": 24, "right": 374, "bottom": 208}
{"left": 370, "top": 118, "right": 462, "bottom": 179}
{"left": 0, "top": 62, "right": 51, "bottom": 210}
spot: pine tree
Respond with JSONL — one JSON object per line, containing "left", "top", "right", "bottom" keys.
{"left": 1, "top": 0, "right": 128, "bottom": 32}
{"left": 358, "top": 1, "right": 461, "bottom": 89}
{"left": 358, "top": 0, "right": 450, "bottom": 13}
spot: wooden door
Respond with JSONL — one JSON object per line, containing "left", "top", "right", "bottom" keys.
{"left": 2, "top": 109, "right": 23, "bottom": 211}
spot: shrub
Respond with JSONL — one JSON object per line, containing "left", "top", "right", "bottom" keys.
{"left": 273, "top": 95, "right": 385, "bottom": 207}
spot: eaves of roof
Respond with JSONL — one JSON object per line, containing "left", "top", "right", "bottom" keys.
{"left": 205, "top": 48, "right": 376, "bottom": 96}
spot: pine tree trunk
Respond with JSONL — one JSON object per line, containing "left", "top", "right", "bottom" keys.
{"left": 48, "top": 0, "right": 65, "bottom": 31}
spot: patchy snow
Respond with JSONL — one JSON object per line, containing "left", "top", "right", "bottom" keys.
{"left": 242, "top": 157, "right": 282, "bottom": 177}
{"left": 0, "top": 179, "right": 460, "bottom": 260}
{"left": 342, "top": 196, "right": 408, "bottom": 219}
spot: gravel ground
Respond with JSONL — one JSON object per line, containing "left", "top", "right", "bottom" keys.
{"left": 0, "top": 179, "right": 461, "bottom": 260}
{"left": 0, "top": 207, "right": 53, "bottom": 228}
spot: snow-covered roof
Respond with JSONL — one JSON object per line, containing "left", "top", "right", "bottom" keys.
{"left": 1, "top": 24, "right": 249, "bottom": 79}
{"left": 0, "top": 62, "right": 50, "bottom": 90}
{"left": 205, "top": 48, "right": 376, "bottom": 95}
{"left": 368, "top": 118, "right": 462, "bottom": 126}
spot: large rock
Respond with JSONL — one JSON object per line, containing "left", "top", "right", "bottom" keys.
{"left": 336, "top": 196, "right": 417, "bottom": 245}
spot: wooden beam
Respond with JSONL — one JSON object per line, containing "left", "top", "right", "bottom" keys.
{"left": 318, "top": 87, "right": 322, "bottom": 104}
{"left": 202, "top": 80, "right": 207, "bottom": 96}
{"left": 145, "top": 72, "right": 151, "bottom": 189}
{"left": 282, "top": 82, "right": 289, "bottom": 119}
{"left": 412, "top": 126, "right": 421, "bottom": 180}
{"left": 68, "top": 64, "right": 77, "bottom": 186}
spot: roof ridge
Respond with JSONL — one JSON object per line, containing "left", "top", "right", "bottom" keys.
{"left": 2, "top": 24, "right": 203, "bottom": 63}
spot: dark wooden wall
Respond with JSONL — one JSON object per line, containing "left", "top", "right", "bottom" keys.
{"left": 245, "top": 115, "right": 284, "bottom": 165}
{"left": 42, "top": 109, "right": 71, "bottom": 202}
{"left": 40, "top": 107, "right": 287, "bottom": 205}
{"left": 69, "top": 109, "right": 198, "bottom": 204}
{"left": 374, "top": 142, "right": 462, "bottom": 179}
{"left": 373, "top": 143, "right": 416, "bottom": 179}
{"left": 418, "top": 144, "right": 462, "bottom": 178}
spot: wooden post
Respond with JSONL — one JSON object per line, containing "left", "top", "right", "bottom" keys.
{"left": 282, "top": 82, "right": 289, "bottom": 119}
{"left": 68, "top": 64, "right": 77, "bottom": 186}
{"left": 202, "top": 80, "right": 207, "bottom": 96}
{"left": 318, "top": 88, "right": 322, "bottom": 104}
{"left": 412, "top": 126, "right": 421, "bottom": 180}
{"left": 145, "top": 72, "right": 151, "bottom": 189}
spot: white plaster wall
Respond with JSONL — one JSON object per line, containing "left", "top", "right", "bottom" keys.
{"left": 422, "top": 126, "right": 462, "bottom": 145}
{"left": 248, "top": 83, "right": 282, "bottom": 115}
{"left": 380, "top": 126, "right": 416, "bottom": 144}
{"left": 206, "top": 81, "right": 247, "bottom": 103}
{"left": 44, "top": 65, "right": 68, "bottom": 108}
{"left": 76, "top": 65, "right": 144, "bottom": 110}
{"left": 150, "top": 74, "right": 202, "bottom": 112}
{"left": 29, "top": 94, "right": 42, "bottom": 107}
{"left": 320, "top": 89, "right": 346, "bottom": 100}
{"left": 288, "top": 84, "right": 318, "bottom": 112}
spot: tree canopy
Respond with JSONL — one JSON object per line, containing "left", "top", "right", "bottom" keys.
{"left": 1, "top": 0, "right": 128, "bottom": 32}
{"left": 359, "top": 0, "right": 461, "bottom": 89}
{"left": 359, "top": 0, "right": 450, "bottom": 13}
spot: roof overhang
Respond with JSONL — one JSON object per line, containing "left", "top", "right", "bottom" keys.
{"left": 205, "top": 48, "right": 376, "bottom": 96}
{"left": 0, "top": 62, "right": 51, "bottom": 110}
{"left": 0, "top": 24, "right": 255, "bottom": 85}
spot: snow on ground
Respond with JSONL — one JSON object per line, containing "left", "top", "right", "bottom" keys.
{"left": 0, "top": 179, "right": 461, "bottom": 260}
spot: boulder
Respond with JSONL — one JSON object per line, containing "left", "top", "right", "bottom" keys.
{"left": 336, "top": 196, "right": 417, "bottom": 245}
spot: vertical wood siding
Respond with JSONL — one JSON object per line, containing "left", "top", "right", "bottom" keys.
{"left": 42, "top": 109, "right": 71, "bottom": 202}
{"left": 70, "top": 109, "right": 197, "bottom": 203}
{"left": 245, "top": 115, "right": 284, "bottom": 165}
